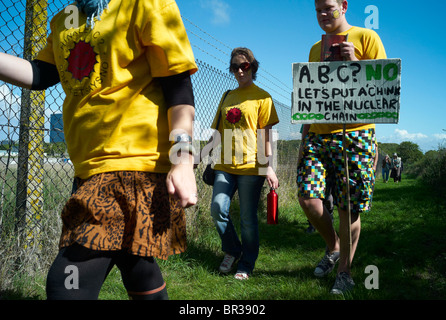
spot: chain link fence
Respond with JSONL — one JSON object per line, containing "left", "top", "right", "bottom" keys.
{"left": 0, "top": 1, "right": 298, "bottom": 260}
{"left": 0, "top": 1, "right": 71, "bottom": 259}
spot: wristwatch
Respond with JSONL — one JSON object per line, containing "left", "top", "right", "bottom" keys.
{"left": 173, "top": 133, "right": 192, "bottom": 144}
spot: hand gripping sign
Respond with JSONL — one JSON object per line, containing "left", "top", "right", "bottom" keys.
{"left": 291, "top": 59, "right": 401, "bottom": 124}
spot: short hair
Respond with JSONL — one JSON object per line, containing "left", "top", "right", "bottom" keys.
{"left": 229, "top": 47, "right": 259, "bottom": 80}
{"left": 315, "top": 0, "right": 343, "bottom": 5}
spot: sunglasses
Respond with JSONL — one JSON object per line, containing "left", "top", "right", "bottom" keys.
{"left": 230, "top": 62, "right": 251, "bottom": 73}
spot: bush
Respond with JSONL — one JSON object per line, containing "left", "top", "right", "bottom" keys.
{"left": 408, "top": 145, "right": 446, "bottom": 197}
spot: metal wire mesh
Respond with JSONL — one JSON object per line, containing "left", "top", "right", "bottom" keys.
{"left": 0, "top": 1, "right": 71, "bottom": 251}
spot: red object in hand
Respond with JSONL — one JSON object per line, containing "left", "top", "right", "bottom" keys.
{"left": 267, "top": 188, "right": 278, "bottom": 225}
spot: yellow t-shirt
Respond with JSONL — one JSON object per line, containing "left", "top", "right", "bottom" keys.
{"left": 35, "top": 0, "right": 197, "bottom": 179}
{"left": 211, "top": 83, "right": 279, "bottom": 175}
{"left": 308, "top": 26, "right": 387, "bottom": 134}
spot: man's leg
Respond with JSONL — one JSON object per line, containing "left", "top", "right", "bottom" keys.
{"left": 337, "top": 209, "right": 361, "bottom": 274}
{"left": 299, "top": 197, "right": 340, "bottom": 253}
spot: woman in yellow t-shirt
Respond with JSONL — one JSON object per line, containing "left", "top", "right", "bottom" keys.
{"left": 0, "top": 0, "right": 197, "bottom": 300}
{"left": 208, "top": 47, "right": 279, "bottom": 280}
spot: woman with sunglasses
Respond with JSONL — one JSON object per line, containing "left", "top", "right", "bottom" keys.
{"left": 208, "top": 47, "right": 280, "bottom": 280}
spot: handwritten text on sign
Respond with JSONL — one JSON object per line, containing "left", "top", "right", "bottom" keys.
{"left": 291, "top": 59, "right": 401, "bottom": 124}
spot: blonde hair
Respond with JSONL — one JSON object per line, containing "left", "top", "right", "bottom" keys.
{"left": 315, "top": 0, "right": 343, "bottom": 5}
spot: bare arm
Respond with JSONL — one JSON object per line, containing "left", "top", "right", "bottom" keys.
{"left": 264, "top": 124, "right": 279, "bottom": 189}
{"left": 297, "top": 124, "right": 310, "bottom": 166}
{"left": 373, "top": 144, "right": 378, "bottom": 171}
{"left": 0, "top": 52, "right": 33, "bottom": 89}
{"left": 166, "top": 104, "right": 197, "bottom": 208}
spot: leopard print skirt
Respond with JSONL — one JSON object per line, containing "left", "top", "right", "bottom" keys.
{"left": 59, "top": 171, "right": 186, "bottom": 260}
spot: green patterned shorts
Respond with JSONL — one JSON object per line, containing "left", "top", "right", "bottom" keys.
{"left": 297, "top": 129, "right": 376, "bottom": 214}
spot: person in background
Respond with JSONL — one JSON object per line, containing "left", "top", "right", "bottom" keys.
{"left": 382, "top": 154, "right": 391, "bottom": 183}
{"left": 297, "top": 0, "right": 386, "bottom": 295}
{"left": 208, "top": 47, "right": 279, "bottom": 280}
{"left": 0, "top": 0, "right": 197, "bottom": 300}
{"left": 391, "top": 153, "right": 402, "bottom": 183}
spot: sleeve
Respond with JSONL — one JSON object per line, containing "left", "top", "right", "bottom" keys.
{"left": 139, "top": 0, "right": 197, "bottom": 78}
{"left": 30, "top": 59, "right": 60, "bottom": 90}
{"left": 258, "top": 96, "right": 279, "bottom": 129}
{"left": 308, "top": 41, "right": 321, "bottom": 62}
{"left": 362, "top": 29, "right": 387, "bottom": 60}
{"left": 157, "top": 71, "right": 194, "bottom": 108}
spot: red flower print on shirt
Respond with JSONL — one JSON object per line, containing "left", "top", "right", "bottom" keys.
{"left": 67, "top": 40, "right": 97, "bottom": 81}
{"left": 226, "top": 107, "right": 242, "bottom": 124}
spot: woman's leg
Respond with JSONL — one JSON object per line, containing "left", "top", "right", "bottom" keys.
{"left": 236, "top": 175, "right": 265, "bottom": 274}
{"left": 46, "top": 243, "right": 114, "bottom": 300}
{"left": 210, "top": 170, "right": 240, "bottom": 258}
{"left": 116, "top": 253, "right": 168, "bottom": 300}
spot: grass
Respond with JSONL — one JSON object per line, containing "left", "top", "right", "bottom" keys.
{"left": 153, "top": 176, "right": 446, "bottom": 300}
{"left": 1, "top": 174, "right": 445, "bottom": 300}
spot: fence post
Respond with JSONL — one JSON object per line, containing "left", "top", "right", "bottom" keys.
{"left": 15, "top": 0, "right": 48, "bottom": 253}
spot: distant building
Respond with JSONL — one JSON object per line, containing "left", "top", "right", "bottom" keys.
{"left": 50, "top": 113, "right": 65, "bottom": 143}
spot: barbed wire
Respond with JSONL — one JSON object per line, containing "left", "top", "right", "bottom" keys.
{"left": 182, "top": 15, "right": 233, "bottom": 52}
{"left": 182, "top": 15, "right": 292, "bottom": 104}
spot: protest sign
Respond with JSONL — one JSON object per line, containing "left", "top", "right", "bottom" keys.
{"left": 291, "top": 59, "right": 401, "bottom": 124}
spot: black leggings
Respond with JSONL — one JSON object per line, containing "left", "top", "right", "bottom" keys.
{"left": 46, "top": 243, "right": 168, "bottom": 300}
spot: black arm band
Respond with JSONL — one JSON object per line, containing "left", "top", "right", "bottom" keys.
{"left": 158, "top": 71, "right": 195, "bottom": 108}
{"left": 30, "top": 59, "right": 60, "bottom": 90}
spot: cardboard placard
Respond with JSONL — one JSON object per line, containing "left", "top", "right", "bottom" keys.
{"left": 291, "top": 59, "right": 401, "bottom": 124}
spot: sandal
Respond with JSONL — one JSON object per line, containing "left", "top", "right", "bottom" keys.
{"left": 234, "top": 271, "right": 249, "bottom": 280}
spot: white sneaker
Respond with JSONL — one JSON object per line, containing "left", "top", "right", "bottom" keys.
{"left": 219, "top": 254, "right": 237, "bottom": 274}
{"left": 330, "top": 272, "right": 355, "bottom": 295}
{"left": 314, "top": 250, "right": 340, "bottom": 277}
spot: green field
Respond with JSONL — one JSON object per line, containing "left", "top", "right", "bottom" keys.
{"left": 1, "top": 174, "right": 444, "bottom": 301}
{"left": 156, "top": 176, "right": 446, "bottom": 300}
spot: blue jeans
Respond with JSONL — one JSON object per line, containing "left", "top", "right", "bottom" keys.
{"left": 210, "top": 170, "right": 265, "bottom": 274}
{"left": 382, "top": 168, "right": 389, "bottom": 181}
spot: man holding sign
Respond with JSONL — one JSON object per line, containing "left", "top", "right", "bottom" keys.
{"left": 297, "top": 0, "right": 386, "bottom": 295}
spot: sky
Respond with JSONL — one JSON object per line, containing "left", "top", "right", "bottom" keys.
{"left": 176, "top": 0, "right": 446, "bottom": 152}
{"left": 0, "top": 0, "right": 444, "bottom": 152}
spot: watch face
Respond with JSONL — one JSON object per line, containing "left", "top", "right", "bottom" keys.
{"left": 175, "top": 133, "right": 192, "bottom": 143}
